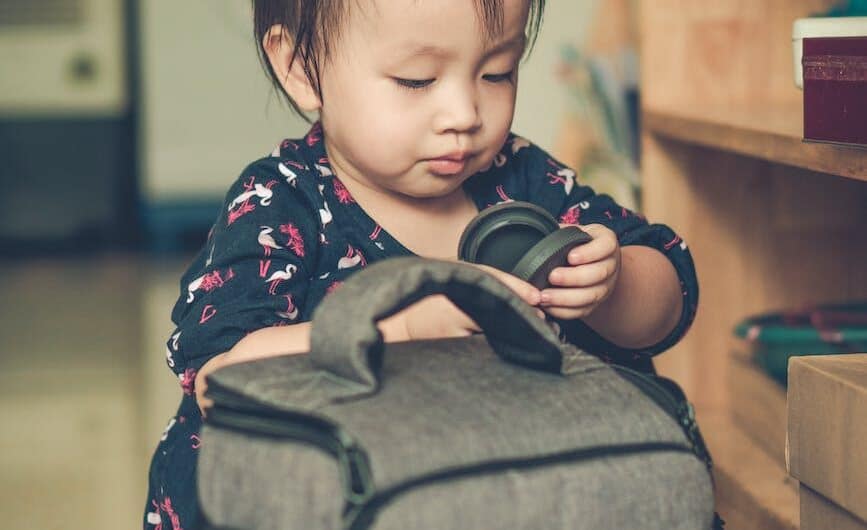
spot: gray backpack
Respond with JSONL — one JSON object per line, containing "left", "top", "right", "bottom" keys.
{"left": 198, "top": 258, "right": 721, "bottom": 530}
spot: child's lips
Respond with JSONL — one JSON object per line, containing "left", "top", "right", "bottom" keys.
{"left": 427, "top": 153, "right": 471, "bottom": 175}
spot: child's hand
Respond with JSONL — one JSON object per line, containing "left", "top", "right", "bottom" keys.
{"left": 540, "top": 224, "right": 621, "bottom": 320}
{"left": 391, "top": 265, "right": 542, "bottom": 341}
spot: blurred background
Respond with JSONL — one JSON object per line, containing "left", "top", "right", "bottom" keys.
{"left": 1, "top": 0, "right": 644, "bottom": 527}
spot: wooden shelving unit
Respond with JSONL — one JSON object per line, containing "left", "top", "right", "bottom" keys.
{"left": 639, "top": 1, "right": 867, "bottom": 528}
{"left": 644, "top": 104, "right": 867, "bottom": 182}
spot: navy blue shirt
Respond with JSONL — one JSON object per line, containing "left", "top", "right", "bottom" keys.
{"left": 144, "top": 122, "right": 698, "bottom": 529}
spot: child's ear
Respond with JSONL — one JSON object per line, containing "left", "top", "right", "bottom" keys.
{"left": 263, "top": 25, "right": 322, "bottom": 112}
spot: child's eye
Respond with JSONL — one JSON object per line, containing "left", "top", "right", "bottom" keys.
{"left": 483, "top": 71, "right": 515, "bottom": 83}
{"left": 394, "top": 78, "right": 435, "bottom": 90}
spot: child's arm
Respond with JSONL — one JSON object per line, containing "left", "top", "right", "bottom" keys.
{"left": 195, "top": 264, "right": 541, "bottom": 412}
{"left": 541, "top": 224, "right": 682, "bottom": 349}
{"left": 509, "top": 137, "right": 698, "bottom": 361}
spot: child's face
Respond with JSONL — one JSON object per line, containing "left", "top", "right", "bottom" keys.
{"left": 316, "top": 0, "right": 530, "bottom": 200}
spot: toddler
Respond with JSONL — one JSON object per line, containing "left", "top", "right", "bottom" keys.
{"left": 144, "top": 0, "right": 698, "bottom": 528}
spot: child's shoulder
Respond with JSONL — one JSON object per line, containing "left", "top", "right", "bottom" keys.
{"left": 223, "top": 135, "right": 331, "bottom": 207}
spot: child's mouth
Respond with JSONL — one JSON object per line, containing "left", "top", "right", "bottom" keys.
{"left": 427, "top": 153, "right": 471, "bottom": 175}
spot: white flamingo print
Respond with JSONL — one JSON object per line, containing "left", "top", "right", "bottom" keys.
{"left": 227, "top": 182, "right": 274, "bottom": 211}
{"left": 550, "top": 167, "right": 576, "bottom": 195}
{"left": 338, "top": 245, "right": 366, "bottom": 270}
{"left": 165, "top": 331, "right": 181, "bottom": 368}
{"left": 511, "top": 137, "right": 531, "bottom": 154}
{"left": 265, "top": 263, "right": 298, "bottom": 295}
{"left": 258, "top": 226, "right": 283, "bottom": 257}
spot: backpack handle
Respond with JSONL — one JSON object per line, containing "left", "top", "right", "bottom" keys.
{"left": 309, "top": 257, "right": 590, "bottom": 391}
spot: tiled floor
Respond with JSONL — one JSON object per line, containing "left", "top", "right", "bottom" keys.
{"left": 0, "top": 253, "right": 192, "bottom": 529}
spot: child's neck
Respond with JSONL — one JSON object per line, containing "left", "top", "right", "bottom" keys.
{"left": 329, "top": 159, "right": 478, "bottom": 259}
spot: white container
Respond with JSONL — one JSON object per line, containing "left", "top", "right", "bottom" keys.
{"left": 793, "top": 17, "right": 867, "bottom": 89}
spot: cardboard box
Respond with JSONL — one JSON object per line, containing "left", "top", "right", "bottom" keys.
{"left": 801, "top": 485, "right": 867, "bottom": 530}
{"left": 787, "top": 354, "right": 867, "bottom": 522}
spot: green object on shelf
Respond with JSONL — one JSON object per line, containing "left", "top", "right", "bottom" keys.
{"left": 733, "top": 303, "right": 867, "bottom": 386}
{"left": 823, "top": 0, "right": 867, "bottom": 16}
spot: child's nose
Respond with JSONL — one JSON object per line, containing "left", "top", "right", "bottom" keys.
{"left": 434, "top": 87, "right": 482, "bottom": 134}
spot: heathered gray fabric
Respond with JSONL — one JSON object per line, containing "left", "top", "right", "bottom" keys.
{"left": 310, "top": 258, "right": 587, "bottom": 391}
{"left": 199, "top": 258, "right": 715, "bottom": 529}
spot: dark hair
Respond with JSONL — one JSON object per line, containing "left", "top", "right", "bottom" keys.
{"left": 253, "top": 0, "right": 546, "bottom": 121}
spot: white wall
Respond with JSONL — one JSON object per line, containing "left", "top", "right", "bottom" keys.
{"left": 140, "top": 1, "right": 309, "bottom": 201}
{"left": 513, "top": 0, "right": 597, "bottom": 153}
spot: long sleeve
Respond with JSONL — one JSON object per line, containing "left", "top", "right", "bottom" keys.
{"left": 517, "top": 139, "right": 699, "bottom": 362}
{"left": 164, "top": 157, "right": 321, "bottom": 385}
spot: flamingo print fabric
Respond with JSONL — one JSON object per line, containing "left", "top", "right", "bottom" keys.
{"left": 144, "top": 122, "right": 698, "bottom": 529}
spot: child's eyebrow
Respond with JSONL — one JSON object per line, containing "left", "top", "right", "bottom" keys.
{"left": 482, "top": 33, "right": 528, "bottom": 58}
{"left": 395, "top": 33, "right": 527, "bottom": 62}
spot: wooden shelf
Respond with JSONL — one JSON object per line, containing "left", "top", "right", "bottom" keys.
{"left": 644, "top": 104, "right": 867, "bottom": 182}
{"left": 699, "top": 410, "right": 800, "bottom": 530}
{"left": 728, "top": 344, "right": 788, "bottom": 466}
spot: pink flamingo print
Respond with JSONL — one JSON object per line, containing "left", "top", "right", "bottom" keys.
{"left": 259, "top": 259, "right": 271, "bottom": 278}
{"left": 199, "top": 305, "right": 217, "bottom": 324}
{"left": 369, "top": 225, "right": 382, "bottom": 241}
{"left": 161, "top": 498, "right": 183, "bottom": 530}
{"left": 227, "top": 178, "right": 278, "bottom": 225}
{"left": 179, "top": 368, "right": 196, "bottom": 395}
{"left": 228, "top": 177, "right": 277, "bottom": 210}
{"left": 265, "top": 264, "right": 298, "bottom": 295}
{"left": 664, "top": 235, "right": 682, "bottom": 251}
{"left": 338, "top": 245, "right": 366, "bottom": 270}
{"left": 495, "top": 185, "right": 513, "bottom": 204}
{"left": 546, "top": 159, "right": 576, "bottom": 195}
{"left": 279, "top": 223, "right": 305, "bottom": 257}
{"left": 190, "top": 434, "right": 202, "bottom": 450}
{"left": 186, "top": 268, "right": 235, "bottom": 303}
{"left": 560, "top": 204, "right": 581, "bottom": 225}
{"left": 276, "top": 294, "right": 299, "bottom": 320}
{"left": 333, "top": 178, "right": 354, "bottom": 204}
{"left": 306, "top": 122, "right": 323, "bottom": 146}
{"left": 258, "top": 226, "right": 283, "bottom": 257}
{"left": 227, "top": 200, "right": 255, "bottom": 225}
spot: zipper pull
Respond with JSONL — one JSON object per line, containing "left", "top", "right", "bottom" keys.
{"left": 339, "top": 442, "right": 374, "bottom": 506}
{"left": 677, "top": 402, "right": 713, "bottom": 472}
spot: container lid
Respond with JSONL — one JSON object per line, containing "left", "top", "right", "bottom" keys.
{"left": 793, "top": 17, "right": 867, "bottom": 40}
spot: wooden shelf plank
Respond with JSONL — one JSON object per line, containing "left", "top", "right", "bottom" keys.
{"left": 728, "top": 345, "right": 788, "bottom": 466}
{"left": 698, "top": 409, "right": 800, "bottom": 530}
{"left": 644, "top": 104, "right": 867, "bottom": 182}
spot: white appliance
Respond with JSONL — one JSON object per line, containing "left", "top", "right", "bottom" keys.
{"left": 0, "top": 0, "right": 127, "bottom": 117}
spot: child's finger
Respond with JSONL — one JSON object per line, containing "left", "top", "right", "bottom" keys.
{"left": 548, "top": 260, "right": 617, "bottom": 288}
{"left": 543, "top": 305, "right": 592, "bottom": 321}
{"left": 470, "top": 263, "right": 541, "bottom": 306}
{"left": 539, "top": 285, "right": 607, "bottom": 308}
{"left": 567, "top": 237, "right": 616, "bottom": 266}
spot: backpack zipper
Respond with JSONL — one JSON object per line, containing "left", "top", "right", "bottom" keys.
{"left": 342, "top": 441, "right": 698, "bottom": 530}
{"left": 205, "top": 386, "right": 374, "bottom": 506}
{"left": 610, "top": 365, "right": 712, "bottom": 472}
